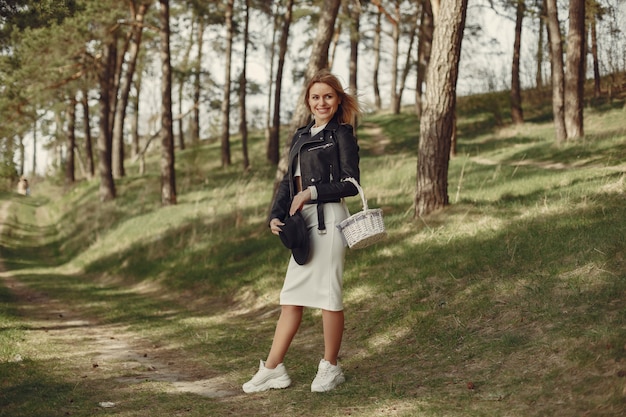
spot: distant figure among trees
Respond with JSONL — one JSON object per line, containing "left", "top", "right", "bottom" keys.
{"left": 17, "top": 177, "right": 30, "bottom": 196}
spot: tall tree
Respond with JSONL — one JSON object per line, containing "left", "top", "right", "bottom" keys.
{"left": 416, "top": 0, "right": 434, "bottom": 117}
{"left": 112, "top": 1, "right": 149, "bottom": 179}
{"left": 536, "top": 0, "right": 546, "bottom": 88}
{"left": 268, "top": 0, "right": 295, "bottom": 165}
{"left": 65, "top": 94, "right": 77, "bottom": 184}
{"left": 414, "top": 0, "right": 468, "bottom": 217}
{"left": 220, "top": 0, "right": 235, "bottom": 167}
{"left": 510, "top": 0, "right": 525, "bottom": 124}
{"left": 372, "top": 9, "right": 383, "bottom": 110}
{"left": 346, "top": 0, "right": 363, "bottom": 94}
{"left": 545, "top": 0, "right": 566, "bottom": 144}
{"left": 239, "top": 0, "right": 250, "bottom": 171}
{"left": 97, "top": 41, "right": 117, "bottom": 201}
{"left": 564, "top": 0, "right": 585, "bottom": 140}
{"left": 158, "top": 0, "right": 177, "bottom": 205}
{"left": 588, "top": 1, "right": 602, "bottom": 98}
{"left": 191, "top": 16, "right": 206, "bottom": 145}
{"left": 80, "top": 88, "right": 95, "bottom": 179}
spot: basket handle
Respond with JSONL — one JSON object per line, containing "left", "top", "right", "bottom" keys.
{"left": 342, "top": 177, "right": 368, "bottom": 211}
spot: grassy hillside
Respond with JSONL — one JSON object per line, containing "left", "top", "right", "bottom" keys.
{"left": 1, "top": 92, "right": 625, "bottom": 416}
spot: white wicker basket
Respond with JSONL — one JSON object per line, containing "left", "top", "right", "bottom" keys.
{"left": 337, "top": 178, "right": 386, "bottom": 249}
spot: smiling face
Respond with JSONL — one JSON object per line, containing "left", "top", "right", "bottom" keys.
{"left": 307, "top": 82, "right": 341, "bottom": 126}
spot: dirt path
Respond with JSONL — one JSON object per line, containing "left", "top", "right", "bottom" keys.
{"left": 0, "top": 200, "right": 239, "bottom": 402}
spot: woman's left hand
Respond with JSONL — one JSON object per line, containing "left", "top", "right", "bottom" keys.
{"left": 289, "top": 189, "right": 312, "bottom": 216}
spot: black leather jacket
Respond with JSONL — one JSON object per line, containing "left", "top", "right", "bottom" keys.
{"left": 270, "top": 116, "right": 360, "bottom": 222}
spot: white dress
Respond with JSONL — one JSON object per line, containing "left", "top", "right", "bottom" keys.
{"left": 279, "top": 202, "right": 350, "bottom": 311}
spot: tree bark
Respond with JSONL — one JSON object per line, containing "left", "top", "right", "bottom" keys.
{"left": 268, "top": 0, "right": 294, "bottom": 165}
{"left": 536, "top": 0, "right": 546, "bottom": 88}
{"left": 415, "top": 0, "right": 468, "bottom": 218}
{"left": 347, "top": 0, "right": 361, "bottom": 94}
{"left": 510, "top": 0, "right": 525, "bottom": 124}
{"left": 545, "top": 0, "right": 566, "bottom": 144}
{"left": 372, "top": 10, "right": 382, "bottom": 111}
{"left": 81, "top": 88, "right": 94, "bottom": 179}
{"left": 191, "top": 17, "right": 205, "bottom": 144}
{"left": 416, "top": 0, "right": 433, "bottom": 117}
{"left": 220, "top": 0, "right": 234, "bottom": 167}
{"left": 112, "top": 2, "right": 148, "bottom": 179}
{"left": 97, "top": 41, "right": 117, "bottom": 201}
{"left": 589, "top": 9, "right": 601, "bottom": 98}
{"left": 564, "top": 0, "right": 585, "bottom": 140}
{"left": 65, "top": 95, "right": 76, "bottom": 184}
{"left": 395, "top": 11, "right": 418, "bottom": 114}
{"left": 159, "top": 0, "right": 176, "bottom": 205}
{"left": 239, "top": 0, "right": 250, "bottom": 171}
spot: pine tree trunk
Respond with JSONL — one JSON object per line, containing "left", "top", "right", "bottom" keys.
{"left": 564, "top": 0, "right": 585, "bottom": 140}
{"left": 373, "top": 11, "right": 382, "bottom": 111}
{"left": 348, "top": 0, "right": 361, "bottom": 94}
{"left": 191, "top": 18, "right": 204, "bottom": 144}
{"left": 220, "top": 0, "right": 234, "bottom": 167}
{"left": 268, "top": 0, "right": 294, "bottom": 165}
{"left": 81, "top": 88, "right": 94, "bottom": 179}
{"left": 239, "top": 0, "right": 250, "bottom": 171}
{"left": 65, "top": 96, "right": 76, "bottom": 184}
{"left": 589, "top": 11, "right": 601, "bottom": 98}
{"left": 416, "top": 0, "right": 433, "bottom": 117}
{"left": 159, "top": 0, "right": 176, "bottom": 205}
{"left": 97, "top": 41, "right": 117, "bottom": 202}
{"left": 415, "top": 0, "right": 468, "bottom": 217}
{"left": 545, "top": 0, "right": 566, "bottom": 144}
{"left": 510, "top": 0, "right": 525, "bottom": 124}
{"left": 112, "top": 3, "right": 148, "bottom": 179}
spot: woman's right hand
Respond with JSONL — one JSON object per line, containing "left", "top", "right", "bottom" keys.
{"left": 269, "top": 218, "right": 284, "bottom": 236}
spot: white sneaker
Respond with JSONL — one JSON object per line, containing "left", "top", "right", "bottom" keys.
{"left": 311, "top": 359, "right": 345, "bottom": 392}
{"left": 242, "top": 360, "right": 291, "bottom": 393}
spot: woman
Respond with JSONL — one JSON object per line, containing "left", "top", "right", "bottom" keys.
{"left": 243, "top": 69, "right": 362, "bottom": 393}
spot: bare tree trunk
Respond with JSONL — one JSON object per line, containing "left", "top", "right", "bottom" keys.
{"left": 220, "top": 0, "right": 234, "bottom": 167}
{"left": 268, "top": 0, "right": 294, "bottom": 165}
{"left": 239, "top": 0, "right": 250, "bottom": 171}
{"left": 112, "top": 2, "right": 148, "bottom": 179}
{"left": 416, "top": 0, "right": 433, "bottom": 117}
{"left": 177, "top": 15, "right": 195, "bottom": 152}
{"left": 395, "top": 12, "right": 418, "bottom": 114}
{"left": 589, "top": 10, "right": 601, "bottom": 98}
{"left": 131, "top": 69, "right": 142, "bottom": 159}
{"left": 390, "top": 3, "right": 400, "bottom": 114}
{"left": 564, "top": 0, "right": 585, "bottom": 140}
{"left": 536, "top": 0, "right": 546, "bottom": 88}
{"left": 65, "top": 95, "right": 77, "bottom": 184}
{"left": 191, "top": 18, "right": 205, "bottom": 144}
{"left": 510, "top": 0, "right": 525, "bottom": 124}
{"left": 31, "top": 116, "right": 37, "bottom": 175}
{"left": 373, "top": 10, "right": 382, "bottom": 111}
{"left": 18, "top": 134, "right": 25, "bottom": 176}
{"left": 159, "top": 0, "right": 176, "bottom": 205}
{"left": 81, "top": 88, "right": 94, "bottom": 179}
{"left": 97, "top": 41, "right": 117, "bottom": 201}
{"left": 415, "top": 0, "right": 468, "bottom": 218}
{"left": 347, "top": 0, "right": 361, "bottom": 94}
{"left": 545, "top": 0, "right": 566, "bottom": 144}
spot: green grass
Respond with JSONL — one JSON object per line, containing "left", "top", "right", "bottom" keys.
{"left": 1, "top": 94, "right": 626, "bottom": 416}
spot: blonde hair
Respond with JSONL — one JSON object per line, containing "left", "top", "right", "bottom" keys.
{"left": 304, "top": 69, "right": 362, "bottom": 126}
